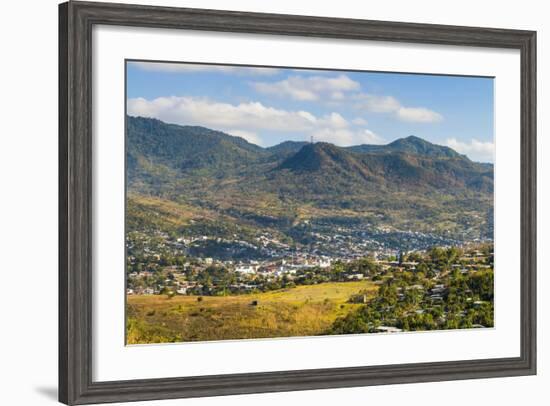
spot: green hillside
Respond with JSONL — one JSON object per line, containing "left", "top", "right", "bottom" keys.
{"left": 126, "top": 116, "right": 493, "bottom": 247}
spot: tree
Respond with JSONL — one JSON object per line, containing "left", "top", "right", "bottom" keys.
{"left": 398, "top": 251, "right": 405, "bottom": 265}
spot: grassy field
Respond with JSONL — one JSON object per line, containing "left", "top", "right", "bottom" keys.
{"left": 126, "top": 281, "right": 377, "bottom": 344}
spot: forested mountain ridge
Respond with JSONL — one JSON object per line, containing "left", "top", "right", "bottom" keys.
{"left": 126, "top": 116, "right": 493, "bottom": 244}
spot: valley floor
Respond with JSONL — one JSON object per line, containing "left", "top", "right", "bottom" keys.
{"left": 126, "top": 281, "right": 377, "bottom": 344}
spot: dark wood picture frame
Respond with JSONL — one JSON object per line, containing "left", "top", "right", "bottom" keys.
{"left": 59, "top": 1, "right": 537, "bottom": 404}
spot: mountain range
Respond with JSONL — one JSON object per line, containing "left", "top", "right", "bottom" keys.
{"left": 126, "top": 116, "right": 493, "bottom": 245}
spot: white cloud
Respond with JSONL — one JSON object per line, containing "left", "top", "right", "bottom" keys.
{"left": 321, "top": 112, "right": 349, "bottom": 129}
{"left": 312, "top": 129, "right": 355, "bottom": 145}
{"left": 312, "top": 128, "right": 385, "bottom": 146}
{"left": 352, "top": 117, "right": 368, "bottom": 126}
{"left": 354, "top": 93, "right": 443, "bottom": 123}
{"left": 354, "top": 94, "right": 402, "bottom": 113}
{"left": 397, "top": 107, "right": 443, "bottom": 123}
{"left": 132, "top": 63, "right": 443, "bottom": 125}
{"left": 445, "top": 138, "right": 495, "bottom": 163}
{"left": 129, "top": 61, "right": 279, "bottom": 76}
{"left": 127, "top": 96, "right": 322, "bottom": 132}
{"left": 360, "top": 129, "right": 385, "bottom": 145}
{"left": 331, "top": 91, "right": 346, "bottom": 100}
{"left": 227, "top": 129, "right": 261, "bottom": 145}
{"left": 252, "top": 74, "right": 360, "bottom": 101}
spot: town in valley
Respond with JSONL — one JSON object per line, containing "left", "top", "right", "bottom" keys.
{"left": 126, "top": 225, "right": 494, "bottom": 340}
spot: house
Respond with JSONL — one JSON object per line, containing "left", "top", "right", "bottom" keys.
{"left": 318, "top": 258, "right": 332, "bottom": 268}
{"left": 375, "top": 326, "right": 403, "bottom": 333}
{"left": 431, "top": 284, "right": 446, "bottom": 294}
{"left": 235, "top": 265, "right": 256, "bottom": 274}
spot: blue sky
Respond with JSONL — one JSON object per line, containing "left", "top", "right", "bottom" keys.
{"left": 127, "top": 61, "right": 494, "bottom": 162}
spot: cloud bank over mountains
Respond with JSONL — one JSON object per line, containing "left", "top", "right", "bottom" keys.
{"left": 127, "top": 70, "right": 441, "bottom": 148}
{"left": 127, "top": 96, "right": 385, "bottom": 147}
{"left": 127, "top": 62, "right": 493, "bottom": 162}
{"left": 445, "top": 138, "right": 494, "bottom": 163}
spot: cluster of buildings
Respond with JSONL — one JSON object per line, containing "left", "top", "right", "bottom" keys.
{"left": 234, "top": 256, "right": 332, "bottom": 275}
{"left": 155, "top": 224, "right": 471, "bottom": 265}
{"left": 126, "top": 223, "right": 493, "bottom": 296}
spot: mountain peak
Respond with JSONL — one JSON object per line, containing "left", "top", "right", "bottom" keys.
{"left": 398, "top": 135, "right": 427, "bottom": 143}
{"left": 277, "top": 142, "right": 357, "bottom": 173}
{"left": 385, "top": 135, "right": 462, "bottom": 159}
{"left": 390, "top": 135, "right": 435, "bottom": 148}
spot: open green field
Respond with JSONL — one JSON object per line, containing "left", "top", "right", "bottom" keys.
{"left": 127, "top": 281, "right": 378, "bottom": 344}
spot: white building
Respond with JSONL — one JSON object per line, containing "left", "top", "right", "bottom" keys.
{"left": 235, "top": 265, "right": 257, "bottom": 274}
{"left": 318, "top": 258, "right": 332, "bottom": 268}
{"left": 375, "top": 326, "right": 403, "bottom": 333}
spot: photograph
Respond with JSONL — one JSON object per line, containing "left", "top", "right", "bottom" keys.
{"left": 1, "top": 0, "right": 543, "bottom": 405}
{"left": 125, "top": 61, "right": 495, "bottom": 344}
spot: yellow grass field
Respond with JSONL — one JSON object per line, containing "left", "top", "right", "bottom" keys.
{"left": 126, "top": 281, "right": 378, "bottom": 344}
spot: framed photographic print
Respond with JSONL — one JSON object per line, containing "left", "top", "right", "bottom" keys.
{"left": 59, "top": 1, "right": 536, "bottom": 404}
